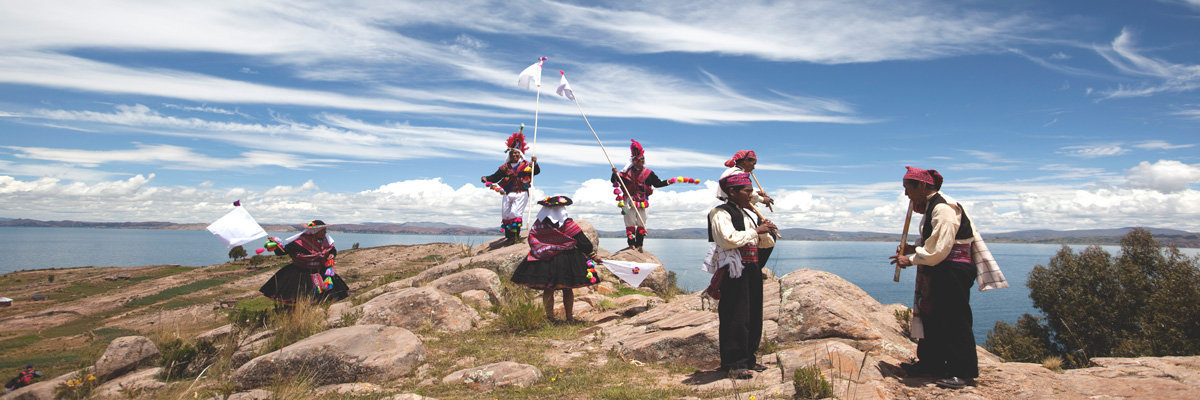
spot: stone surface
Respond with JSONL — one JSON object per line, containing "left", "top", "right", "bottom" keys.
{"left": 598, "top": 294, "right": 721, "bottom": 368}
{"left": 776, "top": 269, "right": 909, "bottom": 348}
{"left": 314, "top": 382, "right": 384, "bottom": 396}
{"left": 442, "top": 361, "right": 542, "bottom": 391}
{"left": 92, "top": 367, "right": 165, "bottom": 399}
{"left": 195, "top": 324, "right": 234, "bottom": 342}
{"left": 384, "top": 394, "right": 438, "bottom": 400}
{"left": 355, "top": 286, "right": 480, "bottom": 332}
{"left": 232, "top": 324, "right": 425, "bottom": 389}
{"left": 458, "top": 289, "right": 493, "bottom": 310}
{"left": 430, "top": 268, "right": 501, "bottom": 301}
{"left": 93, "top": 336, "right": 160, "bottom": 381}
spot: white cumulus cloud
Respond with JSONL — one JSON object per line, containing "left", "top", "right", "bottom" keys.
{"left": 1126, "top": 160, "right": 1200, "bottom": 192}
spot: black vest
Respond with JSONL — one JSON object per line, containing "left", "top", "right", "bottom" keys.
{"left": 921, "top": 193, "right": 973, "bottom": 241}
{"left": 708, "top": 202, "right": 758, "bottom": 242}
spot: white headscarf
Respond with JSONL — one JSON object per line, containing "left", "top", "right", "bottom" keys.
{"left": 535, "top": 205, "right": 569, "bottom": 227}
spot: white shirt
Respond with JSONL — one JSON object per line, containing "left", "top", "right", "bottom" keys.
{"left": 913, "top": 192, "right": 975, "bottom": 266}
{"left": 708, "top": 206, "right": 759, "bottom": 250}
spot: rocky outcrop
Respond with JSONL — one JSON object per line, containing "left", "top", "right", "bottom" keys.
{"left": 92, "top": 336, "right": 160, "bottom": 381}
{"left": 91, "top": 368, "right": 166, "bottom": 399}
{"left": 232, "top": 324, "right": 424, "bottom": 389}
{"left": 225, "top": 389, "right": 273, "bottom": 400}
{"left": 598, "top": 293, "right": 721, "bottom": 368}
{"left": 355, "top": 286, "right": 480, "bottom": 332}
{"left": 430, "top": 268, "right": 501, "bottom": 301}
{"left": 442, "top": 361, "right": 542, "bottom": 391}
{"left": 3, "top": 369, "right": 84, "bottom": 400}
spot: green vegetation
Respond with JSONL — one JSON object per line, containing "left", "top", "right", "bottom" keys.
{"left": 493, "top": 281, "right": 546, "bottom": 333}
{"left": 986, "top": 229, "right": 1200, "bottom": 368}
{"left": 227, "top": 245, "right": 247, "bottom": 261}
{"left": 792, "top": 364, "right": 834, "bottom": 399}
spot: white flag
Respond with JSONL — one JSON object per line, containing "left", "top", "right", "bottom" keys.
{"left": 555, "top": 71, "right": 575, "bottom": 101}
{"left": 517, "top": 57, "right": 546, "bottom": 89}
{"left": 206, "top": 206, "right": 268, "bottom": 248}
{"left": 600, "top": 260, "right": 661, "bottom": 288}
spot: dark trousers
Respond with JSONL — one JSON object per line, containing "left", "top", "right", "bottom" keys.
{"left": 916, "top": 261, "right": 979, "bottom": 379}
{"left": 718, "top": 262, "right": 763, "bottom": 369}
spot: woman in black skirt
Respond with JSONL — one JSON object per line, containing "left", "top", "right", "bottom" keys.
{"left": 260, "top": 220, "right": 349, "bottom": 304}
{"left": 510, "top": 196, "right": 601, "bottom": 321}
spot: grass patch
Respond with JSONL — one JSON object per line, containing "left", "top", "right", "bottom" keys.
{"left": 492, "top": 282, "right": 546, "bottom": 333}
{"left": 793, "top": 364, "right": 834, "bottom": 399}
{"left": 0, "top": 334, "right": 41, "bottom": 352}
{"left": 125, "top": 277, "right": 229, "bottom": 307}
{"left": 612, "top": 286, "right": 652, "bottom": 298}
{"left": 264, "top": 301, "right": 328, "bottom": 352}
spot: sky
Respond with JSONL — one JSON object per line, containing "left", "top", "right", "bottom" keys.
{"left": 1, "top": 0, "right": 1199, "bottom": 234}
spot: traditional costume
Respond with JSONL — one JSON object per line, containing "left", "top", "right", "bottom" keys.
{"left": 259, "top": 220, "right": 349, "bottom": 304}
{"left": 706, "top": 173, "right": 765, "bottom": 376}
{"left": 902, "top": 166, "right": 979, "bottom": 386}
{"left": 610, "top": 139, "right": 674, "bottom": 249}
{"left": 482, "top": 131, "right": 541, "bottom": 243}
{"left": 717, "top": 150, "right": 777, "bottom": 266}
{"left": 510, "top": 196, "right": 600, "bottom": 290}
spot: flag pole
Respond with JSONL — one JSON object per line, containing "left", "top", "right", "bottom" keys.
{"left": 523, "top": 57, "right": 546, "bottom": 237}
{"left": 568, "top": 97, "right": 647, "bottom": 229}
{"left": 894, "top": 200, "right": 914, "bottom": 282}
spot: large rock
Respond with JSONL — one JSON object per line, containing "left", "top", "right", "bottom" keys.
{"left": 776, "top": 339, "right": 884, "bottom": 383}
{"left": 430, "top": 268, "right": 501, "bottom": 301}
{"left": 225, "top": 389, "right": 273, "bottom": 400}
{"left": 93, "top": 336, "right": 160, "bottom": 381}
{"left": 776, "top": 270, "right": 910, "bottom": 347}
{"left": 598, "top": 294, "right": 721, "bottom": 368}
{"left": 232, "top": 324, "right": 424, "bottom": 389}
{"left": 442, "top": 361, "right": 541, "bottom": 391}
{"left": 92, "top": 368, "right": 165, "bottom": 399}
{"left": 355, "top": 286, "right": 480, "bottom": 332}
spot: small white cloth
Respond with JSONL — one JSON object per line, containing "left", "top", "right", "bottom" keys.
{"left": 702, "top": 242, "right": 744, "bottom": 278}
{"left": 517, "top": 60, "right": 543, "bottom": 89}
{"left": 601, "top": 260, "right": 661, "bottom": 288}
{"left": 206, "top": 206, "right": 268, "bottom": 248}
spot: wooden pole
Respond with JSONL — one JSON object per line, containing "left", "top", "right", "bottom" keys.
{"left": 749, "top": 171, "right": 774, "bottom": 212}
{"left": 894, "top": 200, "right": 913, "bottom": 282}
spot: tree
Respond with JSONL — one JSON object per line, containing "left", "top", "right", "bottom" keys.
{"left": 986, "top": 228, "right": 1200, "bottom": 367}
{"left": 228, "top": 245, "right": 248, "bottom": 261}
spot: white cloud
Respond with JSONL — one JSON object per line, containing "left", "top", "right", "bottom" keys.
{"left": 7, "top": 104, "right": 799, "bottom": 171}
{"left": 1050, "top": 52, "right": 1070, "bottom": 60}
{"left": 1132, "top": 140, "right": 1194, "bottom": 150}
{"left": 1174, "top": 109, "right": 1200, "bottom": 119}
{"left": 1059, "top": 144, "right": 1128, "bottom": 158}
{"left": 1125, "top": 160, "right": 1200, "bottom": 192}
{"left": 6, "top": 143, "right": 318, "bottom": 170}
{"left": 1095, "top": 29, "right": 1200, "bottom": 99}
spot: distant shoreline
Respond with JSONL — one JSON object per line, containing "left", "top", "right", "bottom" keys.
{"left": 3, "top": 219, "right": 1198, "bottom": 248}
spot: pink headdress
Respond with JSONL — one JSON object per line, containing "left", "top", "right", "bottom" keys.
{"left": 724, "top": 150, "right": 757, "bottom": 167}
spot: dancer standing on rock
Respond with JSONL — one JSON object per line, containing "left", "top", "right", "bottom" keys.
{"left": 481, "top": 130, "right": 540, "bottom": 245}
{"left": 610, "top": 139, "right": 698, "bottom": 251}
{"left": 510, "top": 196, "right": 601, "bottom": 322}
{"left": 707, "top": 173, "right": 777, "bottom": 379}
{"left": 889, "top": 166, "right": 979, "bottom": 389}
{"left": 259, "top": 220, "right": 349, "bottom": 304}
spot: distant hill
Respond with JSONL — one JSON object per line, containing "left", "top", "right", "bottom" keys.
{"left": 2, "top": 218, "right": 1196, "bottom": 247}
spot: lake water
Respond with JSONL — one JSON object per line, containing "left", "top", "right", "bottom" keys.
{"left": 4, "top": 227, "right": 1195, "bottom": 343}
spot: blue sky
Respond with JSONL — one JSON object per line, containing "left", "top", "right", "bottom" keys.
{"left": 1, "top": 0, "right": 1198, "bottom": 233}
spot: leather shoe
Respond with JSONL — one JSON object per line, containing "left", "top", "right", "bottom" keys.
{"left": 751, "top": 363, "right": 769, "bottom": 372}
{"left": 727, "top": 368, "right": 753, "bottom": 380}
{"left": 935, "top": 377, "right": 972, "bottom": 389}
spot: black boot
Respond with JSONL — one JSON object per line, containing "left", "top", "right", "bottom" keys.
{"left": 635, "top": 232, "right": 645, "bottom": 251}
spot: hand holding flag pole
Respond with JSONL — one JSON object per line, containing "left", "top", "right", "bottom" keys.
{"left": 554, "top": 70, "right": 647, "bottom": 229}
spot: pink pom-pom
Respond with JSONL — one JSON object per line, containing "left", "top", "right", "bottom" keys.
{"left": 613, "top": 189, "right": 620, "bottom": 194}
{"left": 255, "top": 248, "right": 265, "bottom": 254}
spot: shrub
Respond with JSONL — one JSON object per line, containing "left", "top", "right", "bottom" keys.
{"left": 987, "top": 229, "right": 1200, "bottom": 367}
{"left": 158, "top": 338, "right": 219, "bottom": 380}
{"left": 1042, "top": 355, "right": 1064, "bottom": 371}
{"left": 351, "top": 242, "right": 360, "bottom": 249}
{"left": 985, "top": 314, "right": 1053, "bottom": 363}
{"left": 792, "top": 364, "right": 833, "bottom": 400}
{"left": 493, "top": 282, "right": 545, "bottom": 332}
{"left": 892, "top": 308, "right": 912, "bottom": 340}
{"left": 248, "top": 254, "right": 270, "bottom": 267}
{"left": 265, "top": 301, "right": 328, "bottom": 352}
